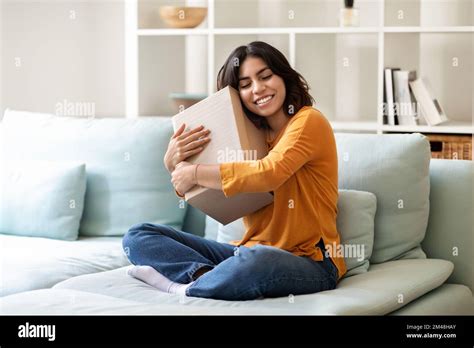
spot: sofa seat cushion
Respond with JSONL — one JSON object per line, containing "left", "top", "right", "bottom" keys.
{"left": 3, "top": 282, "right": 470, "bottom": 316}
{"left": 0, "top": 288, "right": 290, "bottom": 315}
{"left": 33, "top": 258, "right": 454, "bottom": 315}
{"left": 389, "top": 283, "right": 473, "bottom": 315}
{"left": 0, "top": 234, "right": 130, "bottom": 297}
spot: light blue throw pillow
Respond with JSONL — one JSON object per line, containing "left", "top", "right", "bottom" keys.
{"left": 336, "top": 190, "right": 376, "bottom": 277}
{"left": 1, "top": 110, "right": 186, "bottom": 237}
{"left": 0, "top": 159, "right": 86, "bottom": 240}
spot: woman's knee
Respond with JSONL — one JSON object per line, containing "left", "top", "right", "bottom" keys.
{"left": 127, "top": 222, "right": 163, "bottom": 233}
{"left": 122, "top": 223, "right": 165, "bottom": 257}
{"left": 122, "top": 228, "right": 139, "bottom": 259}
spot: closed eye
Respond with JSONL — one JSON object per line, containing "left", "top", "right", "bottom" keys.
{"left": 239, "top": 74, "right": 273, "bottom": 89}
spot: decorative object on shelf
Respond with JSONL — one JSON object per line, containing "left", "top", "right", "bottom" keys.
{"left": 409, "top": 78, "right": 449, "bottom": 126}
{"left": 425, "top": 134, "right": 472, "bottom": 160}
{"left": 159, "top": 6, "right": 207, "bottom": 28}
{"left": 339, "top": 0, "right": 360, "bottom": 27}
{"left": 169, "top": 92, "right": 208, "bottom": 111}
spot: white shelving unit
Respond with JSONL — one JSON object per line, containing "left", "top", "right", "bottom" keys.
{"left": 125, "top": 0, "right": 473, "bottom": 136}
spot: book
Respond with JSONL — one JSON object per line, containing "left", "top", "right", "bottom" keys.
{"left": 409, "top": 78, "right": 449, "bottom": 126}
{"left": 384, "top": 68, "right": 400, "bottom": 125}
{"left": 171, "top": 86, "right": 274, "bottom": 225}
{"left": 393, "top": 70, "right": 419, "bottom": 126}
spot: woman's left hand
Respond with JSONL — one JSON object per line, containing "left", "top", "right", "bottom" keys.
{"left": 171, "top": 161, "right": 196, "bottom": 196}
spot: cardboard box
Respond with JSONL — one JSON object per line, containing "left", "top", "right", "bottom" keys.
{"left": 171, "top": 86, "right": 274, "bottom": 225}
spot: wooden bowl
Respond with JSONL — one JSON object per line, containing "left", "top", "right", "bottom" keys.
{"left": 159, "top": 6, "right": 207, "bottom": 29}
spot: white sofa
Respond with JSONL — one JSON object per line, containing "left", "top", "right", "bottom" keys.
{"left": 0, "top": 110, "right": 472, "bottom": 315}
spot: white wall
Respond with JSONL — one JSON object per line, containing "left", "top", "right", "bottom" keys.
{"left": 1, "top": 0, "right": 125, "bottom": 118}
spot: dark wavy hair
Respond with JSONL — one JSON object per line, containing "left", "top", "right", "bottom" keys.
{"left": 216, "top": 41, "right": 315, "bottom": 130}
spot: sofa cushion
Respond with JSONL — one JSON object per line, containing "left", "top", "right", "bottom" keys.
{"left": 0, "top": 159, "right": 86, "bottom": 240}
{"left": 335, "top": 133, "right": 431, "bottom": 264}
{"left": 422, "top": 159, "right": 473, "bottom": 291}
{"left": 35, "top": 258, "right": 453, "bottom": 315}
{"left": 0, "top": 110, "right": 186, "bottom": 236}
{"left": 205, "top": 189, "right": 377, "bottom": 278}
{"left": 0, "top": 234, "right": 130, "bottom": 297}
{"left": 206, "top": 216, "right": 244, "bottom": 243}
{"left": 389, "top": 283, "right": 474, "bottom": 315}
{"left": 0, "top": 288, "right": 290, "bottom": 315}
{"left": 203, "top": 215, "right": 219, "bottom": 241}
{"left": 335, "top": 190, "right": 376, "bottom": 276}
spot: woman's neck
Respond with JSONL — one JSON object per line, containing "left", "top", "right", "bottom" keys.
{"left": 266, "top": 108, "right": 289, "bottom": 137}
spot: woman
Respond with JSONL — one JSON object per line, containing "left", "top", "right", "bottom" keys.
{"left": 122, "top": 41, "right": 347, "bottom": 301}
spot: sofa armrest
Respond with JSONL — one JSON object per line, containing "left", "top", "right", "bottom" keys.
{"left": 422, "top": 159, "right": 473, "bottom": 291}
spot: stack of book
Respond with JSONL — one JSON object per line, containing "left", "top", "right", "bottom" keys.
{"left": 383, "top": 68, "right": 449, "bottom": 127}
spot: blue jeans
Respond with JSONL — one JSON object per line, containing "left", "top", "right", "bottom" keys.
{"left": 122, "top": 223, "right": 338, "bottom": 301}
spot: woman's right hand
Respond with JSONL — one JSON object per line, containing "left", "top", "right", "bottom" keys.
{"left": 164, "top": 123, "right": 211, "bottom": 173}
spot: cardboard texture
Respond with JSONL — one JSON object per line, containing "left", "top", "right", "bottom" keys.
{"left": 171, "top": 86, "right": 274, "bottom": 225}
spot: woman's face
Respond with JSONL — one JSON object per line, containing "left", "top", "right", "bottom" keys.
{"left": 238, "top": 56, "right": 286, "bottom": 118}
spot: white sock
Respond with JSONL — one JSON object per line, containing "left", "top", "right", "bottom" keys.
{"left": 126, "top": 265, "right": 193, "bottom": 296}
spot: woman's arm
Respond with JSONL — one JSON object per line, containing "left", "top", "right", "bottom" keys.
{"left": 172, "top": 109, "right": 326, "bottom": 196}
{"left": 219, "top": 112, "right": 329, "bottom": 197}
{"left": 171, "top": 162, "right": 222, "bottom": 195}
{"left": 195, "top": 164, "right": 222, "bottom": 190}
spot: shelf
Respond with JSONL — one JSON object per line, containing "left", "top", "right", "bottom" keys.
{"left": 384, "top": 32, "right": 472, "bottom": 128}
{"left": 384, "top": 0, "right": 473, "bottom": 27}
{"left": 295, "top": 33, "right": 379, "bottom": 126}
{"left": 381, "top": 121, "right": 473, "bottom": 134}
{"left": 384, "top": 26, "right": 473, "bottom": 33}
{"left": 214, "top": 27, "right": 380, "bottom": 34}
{"left": 138, "top": 29, "right": 210, "bottom": 36}
{"left": 127, "top": 0, "right": 473, "bottom": 138}
{"left": 138, "top": 115, "right": 172, "bottom": 118}
{"left": 214, "top": 0, "right": 381, "bottom": 28}
{"left": 137, "top": 27, "right": 382, "bottom": 36}
{"left": 137, "top": 26, "right": 473, "bottom": 37}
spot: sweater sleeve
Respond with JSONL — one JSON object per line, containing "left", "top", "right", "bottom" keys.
{"left": 219, "top": 112, "right": 324, "bottom": 197}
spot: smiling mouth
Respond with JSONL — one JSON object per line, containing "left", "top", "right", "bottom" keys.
{"left": 255, "top": 95, "right": 274, "bottom": 106}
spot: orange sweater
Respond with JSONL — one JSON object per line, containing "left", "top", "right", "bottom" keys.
{"left": 219, "top": 106, "right": 347, "bottom": 281}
